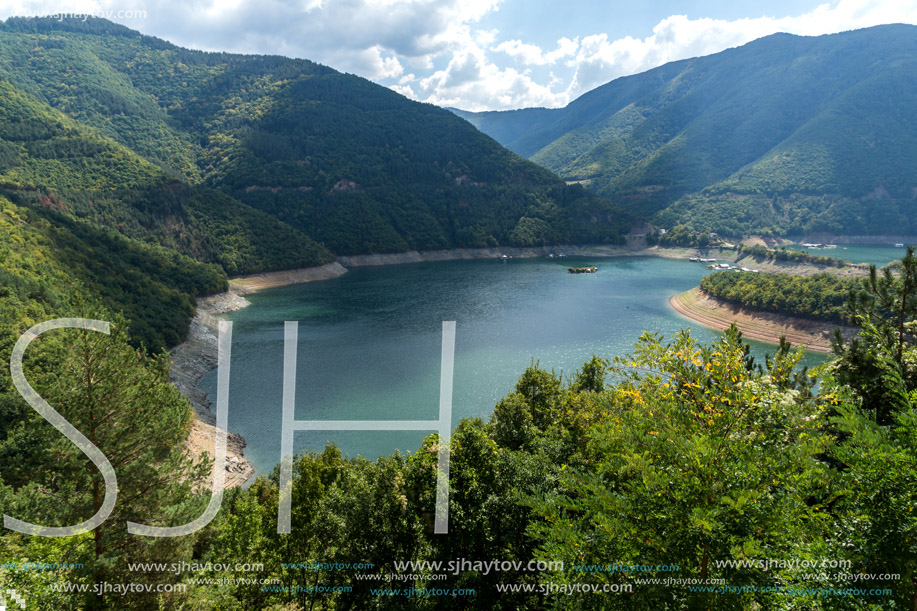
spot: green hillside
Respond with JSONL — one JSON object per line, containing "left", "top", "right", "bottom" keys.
{"left": 0, "top": 195, "right": 225, "bottom": 352}
{"left": 0, "top": 75, "right": 334, "bottom": 276}
{"left": 456, "top": 25, "right": 917, "bottom": 237}
{"left": 0, "top": 14, "right": 638, "bottom": 362}
{"left": 0, "top": 17, "right": 636, "bottom": 261}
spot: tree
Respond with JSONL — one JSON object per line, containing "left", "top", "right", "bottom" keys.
{"left": 570, "top": 355, "right": 608, "bottom": 394}
{"left": 833, "top": 246, "right": 917, "bottom": 423}
{"left": 825, "top": 248, "right": 917, "bottom": 609}
{"left": 8, "top": 314, "right": 207, "bottom": 609}
{"left": 528, "top": 329, "right": 832, "bottom": 610}
{"left": 827, "top": 373, "right": 917, "bottom": 610}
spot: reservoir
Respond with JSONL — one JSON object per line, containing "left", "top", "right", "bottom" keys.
{"left": 199, "top": 256, "right": 830, "bottom": 476}
{"left": 786, "top": 243, "right": 907, "bottom": 267}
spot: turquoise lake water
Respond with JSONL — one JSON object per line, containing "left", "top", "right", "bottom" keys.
{"left": 785, "top": 243, "right": 908, "bottom": 267}
{"left": 200, "top": 255, "right": 835, "bottom": 476}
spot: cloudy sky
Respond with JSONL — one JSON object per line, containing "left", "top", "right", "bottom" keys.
{"left": 2, "top": 0, "right": 917, "bottom": 110}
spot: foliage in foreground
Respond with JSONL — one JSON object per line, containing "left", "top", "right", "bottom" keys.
{"left": 4, "top": 255, "right": 917, "bottom": 609}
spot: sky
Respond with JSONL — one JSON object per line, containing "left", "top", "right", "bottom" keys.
{"left": 2, "top": 0, "right": 917, "bottom": 111}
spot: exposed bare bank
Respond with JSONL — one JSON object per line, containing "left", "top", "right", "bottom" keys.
{"left": 171, "top": 291, "right": 255, "bottom": 488}
{"left": 670, "top": 288, "right": 858, "bottom": 353}
{"left": 230, "top": 262, "right": 349, "bottom": 292}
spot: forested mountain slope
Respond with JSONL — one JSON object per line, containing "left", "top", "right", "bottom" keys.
{"left": 0, "top": 77, "right": 328, "bottom": 276}
{"left": 0, "top": 17, "right": 636, "bottom": 262}
{"left": 0, "top": 14, "right": 638, "bottom": 364}
{"left": 455, "top": 25, "right": 917, "bottom": 237}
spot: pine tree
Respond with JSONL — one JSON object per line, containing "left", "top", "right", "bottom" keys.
{"left": 9, "top": 313, "right": 207, "bottom": 609}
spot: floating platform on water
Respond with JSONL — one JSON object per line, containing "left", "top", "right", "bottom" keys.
{"left": 568, "top": 266, "right": 597, "bottom": 274}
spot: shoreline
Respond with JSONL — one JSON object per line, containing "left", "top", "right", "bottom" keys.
{"left": 171, "top": 291, "right": 256, "bottom": 488}
{"left": 229, "top": 244, "right": 869, "bottom": 295}
{"left": 173, "top": 243, "right": 870, "bottom": 482}
{"left": 335, "top": 245, "right": 653, "bottom": 267}
{"left": 228, "top": 246, "right": 666, "bottom": 293}
{"left": 230, "top": 262, "right": 349, "bottom": 292}
{"left": 669, "top": 287, "right": 858, "bottom": 353}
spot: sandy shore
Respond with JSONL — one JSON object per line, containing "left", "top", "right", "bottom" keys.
{"left": 669, "top": 288, "right": 858, "bottom": 353}
{"left": 171, "top": 291, "right": 256, "bottom": 488}
{"left": 173, "top": 265, "right": 350, "bottom": 486}
{"left": 230, "top": 262, "right": 348, "bottom": 292}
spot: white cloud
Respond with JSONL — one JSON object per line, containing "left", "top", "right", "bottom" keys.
{"left": 493, "top": 39, "right": 548, "bottom": 65}
{"left": 419, "top": 60, "right": 565, "bottom": 110}
{"left": 415, "top": 25, "right": 568, "bottom": 110}
{"left": 360, "top": 45, "right": 404, "bottom": 80}
{"left": 492, "top": 37, "right": 579, "bottom": 66}
{"left": 389, "top": 83, "right": 417, "bottom": 98}
{"left": 0, "top": 0, "right": 505, "bottom": 76}
{"left": 2, "top": 0, "right": 917, "bottom": 110}
{"left": 474, "top": 29, "right": 499, "bottom": 46}
{"left": 545, "top": 37, "right": 578, "bottom": 63}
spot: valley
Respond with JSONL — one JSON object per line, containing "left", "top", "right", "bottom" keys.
{"left": 2, "top": 14, "right": 917, "bottom": 609}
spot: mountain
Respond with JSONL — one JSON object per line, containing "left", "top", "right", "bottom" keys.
{"left": 0, "top": 77, "right": 330, "bottom": 277}
{"left": 0, "top": 16, "right": 637, "bottom": 353}
{"left": 454, "top": 25, "right": 917, "bottom": 237}
{"left": 0, "top": 17, "right": 635, "bottom": 264}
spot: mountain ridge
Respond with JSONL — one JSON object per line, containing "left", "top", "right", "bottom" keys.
{"left": 0, "top": 15, "right": 637, "bottom": 352}
{"left": 453, "top": 24, "right": 917, "bottom": 237}
{"left": 0, "top": 16, "right": 637, "bottom": 263}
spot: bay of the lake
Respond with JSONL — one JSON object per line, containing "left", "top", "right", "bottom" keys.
{"left": 786, "top": 243, "right": 907, "bottom": 267}
{"left": 199, "top": 256, "right": 829, "bottom": 476}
